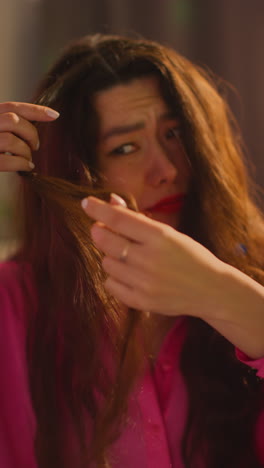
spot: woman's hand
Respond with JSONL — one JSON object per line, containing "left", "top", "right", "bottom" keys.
{"left": 0, "top": 102, "right": 59, "bottom": 172}
{"left": 81, "top": 195, "right": 224, "bottom": 318}
{"left": 82, "top": 194, "right": 264, "bottom": 358}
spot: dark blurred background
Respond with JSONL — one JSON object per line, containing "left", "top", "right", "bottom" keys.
{"left": 0, "top": 0, "right": 263, "bottom": 248}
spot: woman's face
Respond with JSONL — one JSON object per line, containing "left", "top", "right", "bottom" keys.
{"left": 95, "top": 76, "right": 191, "bottom": 229}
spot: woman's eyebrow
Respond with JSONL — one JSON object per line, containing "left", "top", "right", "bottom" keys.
{"left": 101, "top": 122, "right": 145, "bottom": 141}
{"left": 101, "top": 112, "right": 178, "bottom": 142}
{"left": 160, "top": 111, "right": 178, "bottom": 121}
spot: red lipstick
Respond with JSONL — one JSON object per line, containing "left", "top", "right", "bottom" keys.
{"left": 145, "top": 193, "right": 186, "bottom": 214}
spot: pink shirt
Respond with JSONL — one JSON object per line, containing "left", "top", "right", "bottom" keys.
{"left": 0, "top": 261, "right": 263, "bottom": 468}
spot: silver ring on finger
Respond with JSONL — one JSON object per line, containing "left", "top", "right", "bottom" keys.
{"left": 119, "top": 242, "right": 130, "bottom": 263}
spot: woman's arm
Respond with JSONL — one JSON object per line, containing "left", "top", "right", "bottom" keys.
{"left": 204, "top": 263, "right": 264, "bottom": 359}
{"left": 82, "top": 195, "right": 264, "bottom": 359}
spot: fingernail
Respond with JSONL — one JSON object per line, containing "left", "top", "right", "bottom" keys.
{"left": 110, "top": 193, "right": 127, "bottom": 207}
{"left": 35, "top": 140, "right": 40, "bottom": 151}
{"left": 29, "top": 161, "right": 35, "bottom": 169}
{"left": 81, "top": 198, "right": 89, "bottom": 209}
{"left": 45, "top": 108, "right": 60, "bottom": 119}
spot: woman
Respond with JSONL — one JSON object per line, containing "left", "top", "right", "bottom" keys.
{"left": 0, "top": 34, "right": 263, "bottom": 468}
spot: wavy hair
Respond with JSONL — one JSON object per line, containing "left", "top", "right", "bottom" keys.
{"left": 14, "top": 34, "right": 264, "bottom": 467}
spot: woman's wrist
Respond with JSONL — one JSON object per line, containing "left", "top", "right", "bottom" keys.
{"left": 202, "top": 262, "right": 264, "bottom": 358}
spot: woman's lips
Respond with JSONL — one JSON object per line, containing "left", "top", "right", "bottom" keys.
{"left": 144, "top": 193, "right": 186, "bottom": 214}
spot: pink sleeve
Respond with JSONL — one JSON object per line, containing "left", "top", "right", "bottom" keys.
{"left": 0, "top": 261, "right": 38, "bottom": 468}
{"left": 235, "top": 348, "right": 264, "bottom": 379}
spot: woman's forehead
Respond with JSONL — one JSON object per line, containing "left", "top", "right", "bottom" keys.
{"left": 94, "top": 76, "right": 174, "bottom": 130}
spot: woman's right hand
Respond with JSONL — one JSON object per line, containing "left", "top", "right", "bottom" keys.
{"left": 0, "top": 102, "right": 59, "bottom": 172}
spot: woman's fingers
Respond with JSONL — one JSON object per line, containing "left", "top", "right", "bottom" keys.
{"left": 0, "top": 132, "right": 33, "bottom": 161}
{"left": 109, "top": 193, "right": 128, "bottom": 207}
{"left": 82, "top": 196, "right": 166, "bottom": 244}
{"left": 0, "top": 153, "right": 34, "bottom": 171}
{"left": 91, "top": 223, "right": 144, "bottom": 267}
{"left": 0, "top": 101, "right": 59, "bottom": 172}
{"left": 104, "top": 276, "right": 150, "bottom": 311}
{"left": 0, "top": 113, "right": 40, "bottom": 152}
{"left": 0, "top": 103, "right": 60, "bottom": 151}
{"left": 102, "top": 255, "right": 151, "bottom": 291}
{"left": 0, "top": 102, "right": 60, "bottom": 122}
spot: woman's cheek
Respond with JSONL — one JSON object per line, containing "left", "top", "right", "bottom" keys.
{"left": 108, "top": 164, "right": 140, "bottom": 187}
{"left": 101, "top": 169, "right": 132, "bottom": 192}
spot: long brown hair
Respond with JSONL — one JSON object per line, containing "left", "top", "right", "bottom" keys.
{"left": 14, "top": 34, "right": 264, "bottom": 467}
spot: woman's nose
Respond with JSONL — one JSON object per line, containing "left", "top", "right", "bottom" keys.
{"left": 145, "top": 144, "right": 178, "bottom": 186}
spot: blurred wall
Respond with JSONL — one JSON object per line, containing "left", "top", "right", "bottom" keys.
{"left": 0, "top": 0, "right": 263, "bottom": 245}
{"left": 192, "top": 0, "right": 264, "bottom": 192}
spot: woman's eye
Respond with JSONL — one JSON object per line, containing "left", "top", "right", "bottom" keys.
{"left": 166, "top": 127, "right": 181, "bottom": 139}
{"left": 110, "top": 143, "right": 136, "bottom": 155}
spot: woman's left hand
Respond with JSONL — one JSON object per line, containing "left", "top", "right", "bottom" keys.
{"left": 81, "top": 195, "right": 224, "bottom": 318}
